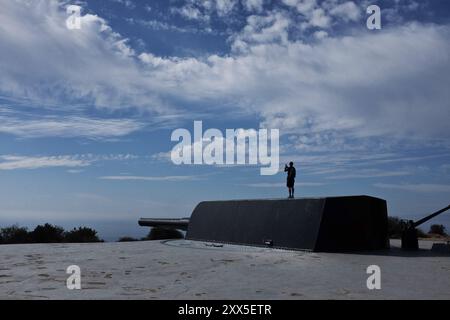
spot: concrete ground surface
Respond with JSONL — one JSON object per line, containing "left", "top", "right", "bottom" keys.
{"left": 0, "top": 239, "right": 449, "bottom": 300}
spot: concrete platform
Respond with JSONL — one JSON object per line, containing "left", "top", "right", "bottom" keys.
{"left": 0, "top": 240, "right": 449, "bottom": 300}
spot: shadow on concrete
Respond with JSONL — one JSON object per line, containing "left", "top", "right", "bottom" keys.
{"left": 349, "top": 245, "right": 450, "bottom": 258}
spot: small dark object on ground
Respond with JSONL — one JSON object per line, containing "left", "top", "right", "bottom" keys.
{"left": 118, "top": 237, "right": 140, "bottom": 242}
{"left": 429, "top": 224, "right": 447, "bottom": 236}
{"left": 146, "top": 227, "right": 184, "bottom": 240}
{"left": 431, "top": 242, "right": 450, "bottom": 253}
{"left": 205, "top": 243, "right": 224, "bottom": 248}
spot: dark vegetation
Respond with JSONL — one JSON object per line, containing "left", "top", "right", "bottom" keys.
{"left": 428, "top": 224, "right": 447, "bottom": 236}
{"left": 64, "top": 227, "right": 103, "bottom": 243}
{"left": 387, "top": 216, "right": 405, "bottom": 239}
{"left": 118, "top": 227, "right": 185, "bottom": 242}
{"left": 145, "top": 227, "right": 184, "bottom": 240}
{"left": 2, "top": 220, "right": 444, "bottom": 244}
{"left": 118, "top": 236, "right": 140, "bottom": 242}
{"left": 0, "top": 223, "right": 102, "bottom": 244}
{"left": 388, "top": 217, "right": 448, "bottom": 239}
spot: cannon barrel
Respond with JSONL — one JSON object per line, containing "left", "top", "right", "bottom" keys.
{"left": 412, "top": 204, "right": 450, "bottom": 228}
{"left": 402, "top": 204, "right": 450, "bottom": 250}
{"left": 138, "top": 218, "right": 190, "bottom": 231}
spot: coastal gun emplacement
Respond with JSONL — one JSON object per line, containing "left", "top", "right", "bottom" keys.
{"left": 401, "top": 204, "right": 450, "bottom": 250}
{"left": 139, "top": 199, "right": 449, "bottom": 252}
{"left": 139, "top": 196, "right": 390, "bottom": 252}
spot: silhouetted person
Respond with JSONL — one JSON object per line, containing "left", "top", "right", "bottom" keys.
{"left": 284, "top": 162, "right": 296, "bottom": 198}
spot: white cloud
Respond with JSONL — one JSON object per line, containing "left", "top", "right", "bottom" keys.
{"left": 282, "top": 0, "right": 333, "bottom": 29}
{"left": 110, "top": 0, "right": 136, "bottom": 9}
{"left": 1, "top": 0, "right": 449, "bottom": 152}
{"left": 0, "top": 154, "right": 136, "bottom": 170}
{"left": 215, "top": 0, "right": 238, "bottom": 16}
{"left": 171, "top": 0, "right": 238, "bottom": 21}
{"left": 181, "top": 6, "right": 205, "bottom": 20}
{"left": 0, "top": 155, "right": 91, "bottom": 170}
{"left": 374, "top": 183, "right": 450, "bottom": 193}
{"left": 243, "top": 0, "right": 264, "bottom": 13}
{"left": 314, "top": 30, "right": 328, "bottom": 39}
{"left": 309, "top": 8, "right": 331, "bottom": 28}
{"left": 231, "top": 11, "right": 291, "bottom": 51}
{"left": 170, "top": 5, "right": 209, "bottom": 22}
{"left": 282, "top": 0, "right": 317, "bottom": 14}
{"left": 245, "top": 182, "right": 325, "bottom": 187}
{"left": 0, "top": 0, "right": 175, "bottom": 114}
{"left": 153, "top": 22, "right": 450, "bottom": 144}
{"left": 327, "top": 170, "right": 411, "bottom": 180}
{"left": 0, "top": 114, "right": 144, "bottom": 139}
{"left": 99, "top": 175, "right": 201, "bottom": 181}
{"left": 67, "top": 169, "right": 85, "bottom": 174}
{"left": 329, "top": 1, "right": 361, "bottom": 22}
{"left": 128, "top": 17, "right": 219, "bottom": 35}
{"left": 264, "top": 25, "right": 449, "bottom": 140}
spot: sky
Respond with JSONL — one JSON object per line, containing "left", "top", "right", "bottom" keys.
{"left": 0, "top": 0, "right": 449, "bottom": 241}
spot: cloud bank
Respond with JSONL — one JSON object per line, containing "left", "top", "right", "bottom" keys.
{"left": 0, "top": 0, "right": 449, "bottom": 150}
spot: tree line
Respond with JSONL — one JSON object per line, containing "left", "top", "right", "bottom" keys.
{"left": 0, "top": 223, "right": 185, "bottom": 244}
{"left": 0, "top": 223, "right": 102, "bottom": 244}
{"left": 4, "top": 218, "right": 443, "bottom": 244}
{"left": 388, "top": 217, "right": 448, "bottom": 238}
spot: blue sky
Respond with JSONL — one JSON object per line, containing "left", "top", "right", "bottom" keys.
{"left": 0, "top": 0, "right": 449, "bottom": 240}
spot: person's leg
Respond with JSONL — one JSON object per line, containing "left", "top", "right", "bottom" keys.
{"left": 291, "top": 187, "right": 295, "bottom": 198}
{"left": 288, "top": 187, "right": 292, "bottom": 198}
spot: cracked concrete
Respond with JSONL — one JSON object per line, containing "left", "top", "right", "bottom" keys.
{"left": 0, "top": 239, "right": 449, "bottom": 299}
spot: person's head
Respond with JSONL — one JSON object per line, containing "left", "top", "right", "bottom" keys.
{"left": 289, "top": 162, "right": 294, "bottom": 167}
